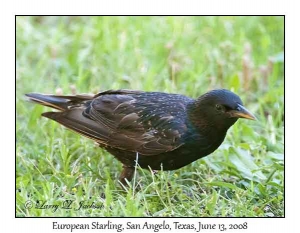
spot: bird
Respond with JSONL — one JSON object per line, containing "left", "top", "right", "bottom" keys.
{"left": 25, "top": 89, "right": 256, "bottom": 186}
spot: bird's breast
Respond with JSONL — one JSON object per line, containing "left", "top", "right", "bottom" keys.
{"left": 157, "top": 129, "right": 227, "bottom": 170}
{"left": 105, "top": 127, "right": 227, "bottom": 171}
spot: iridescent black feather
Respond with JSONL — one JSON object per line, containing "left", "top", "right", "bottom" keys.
{"left": 26, "top": 89, "right": 255, "bottom": 185}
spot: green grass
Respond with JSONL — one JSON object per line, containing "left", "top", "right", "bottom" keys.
{"left": 16, "top": 16, "right": 284, "bottom": 217}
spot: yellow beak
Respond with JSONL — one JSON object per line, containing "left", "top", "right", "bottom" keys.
{"left": 230, "top": 104, "right": 257, "bottom": 120}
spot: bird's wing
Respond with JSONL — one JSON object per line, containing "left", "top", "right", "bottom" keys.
{"left": 43, "top": 90, "right": 190, "bottom": 156}
{"left": 86, "top": 91, "right": 190, "bottom": 155}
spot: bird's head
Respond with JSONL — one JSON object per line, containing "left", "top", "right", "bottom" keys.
{"left": 190, "top": 89, "right": 256, "bottom": 132}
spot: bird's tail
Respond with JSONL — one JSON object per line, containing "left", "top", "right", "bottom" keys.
{"left": 25, "top": 92, "right": 109, "bottom": 143}
{"left": 25, "top": 93, "right": 94, "bottom": 111}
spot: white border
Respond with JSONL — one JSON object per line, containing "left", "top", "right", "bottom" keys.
{"left": 2, "top": 0, "right": 296, "bottom": 232}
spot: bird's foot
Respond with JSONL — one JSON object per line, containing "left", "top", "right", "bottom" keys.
{"left": 119, "top": 166, "right": 135, "bottom": 189}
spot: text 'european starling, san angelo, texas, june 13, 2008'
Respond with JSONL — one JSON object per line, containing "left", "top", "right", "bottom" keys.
{"left": 26, "top": 89, "right": 256, "bottom": 187}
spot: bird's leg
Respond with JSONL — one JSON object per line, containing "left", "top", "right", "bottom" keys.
{"left": 119, "top": 152, "right": 139, "bottom": 190}
{"left": 119, "top": 166, "right": 135, "bottom": 187}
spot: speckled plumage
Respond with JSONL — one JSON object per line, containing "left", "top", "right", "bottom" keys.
{"left": 26, "top": 89, "right": 255, "bottom": 186}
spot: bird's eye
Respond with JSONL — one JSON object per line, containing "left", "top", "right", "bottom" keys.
{"left": 236, "top": 106, "right": 241, "bottom": 111}
{"left": 215, "top": 104, "right": 222, "bottom": 111}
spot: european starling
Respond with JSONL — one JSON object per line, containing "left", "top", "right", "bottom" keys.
{"left": 26, "top": 89, "right": 256, "bottom": 186}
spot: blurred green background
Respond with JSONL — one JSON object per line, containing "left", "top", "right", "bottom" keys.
{"left": 16, "top": 16, "right": 284, "bottom": 217}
